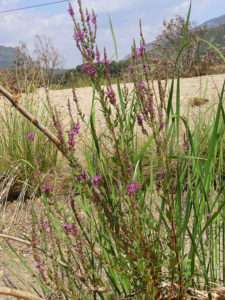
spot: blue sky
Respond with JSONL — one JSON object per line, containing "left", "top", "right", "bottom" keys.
{"left": 0, "top": 0, "right": 225, "bottom": 68}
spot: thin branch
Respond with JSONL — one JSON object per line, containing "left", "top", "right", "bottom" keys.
{"left": 0, "top": 287, "right": 44, "bottom": 300}
{"left": 0, "top": 233, "right": 31, "bottom": 246}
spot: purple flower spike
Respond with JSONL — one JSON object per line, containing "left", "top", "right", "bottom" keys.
{"left": 27, "top": 132, "right": 35, "bottom": 141}
{"left": 76, "top": 170, "right": 88, "bottom": 182}
{"left": 91, "top": 11, "right": 97, "bottom": 25}
{"left": 63, "top": 223, "right": 78, "bottom": 235}
{"left": 86, "top": 47, "right": 94, "bottom": 60}
{"left": 106, "top": 86, "right": 116, "bottom": 106}
{"left": 95, "top": 46, "right": 101, "bottom": 64}
{"left": 82, "top": 63, "right": 97, "bottom": 77}
{"left": 67, "top": 122, "right": 80, "bottom": 149}
{"left": 137, "top": 44, "right": 145, "bottom": 58}
{"left": 68, "top": 2, "right": 74, "bottom": 17}
{"left": 127, "top": 182, "right": 141, "bottom": 197}
{"left": 86, "top": 9, "right": 90, "bottom": 23}
{"left": 74, "top": 29, "right": 85, "bottom": 43}
{"left": 137, "top": 114, "right": 144, "bottom": 126}
{"left": 42, "top": 182, "right": 54, "bottom": 195}
{"left": 42, "top": 221, "right": 50, "bottom": 233}
{"left": 92, "top": 175, "right": 102, "bottom": 187}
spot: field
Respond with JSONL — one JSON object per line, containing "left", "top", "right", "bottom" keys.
{"left": 46, "top": 73, "right": 225, "bottom": 119}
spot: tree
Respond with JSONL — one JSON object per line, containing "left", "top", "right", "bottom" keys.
{"left": 150, "top": 15, "right": 207, "bottom": 77}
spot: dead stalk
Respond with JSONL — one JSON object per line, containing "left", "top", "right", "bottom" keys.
{"left": 0, "top": 287, "right": 44, "bottom": 300}
{"left": 0, "top": 233, "right": 31, "bottom": 246}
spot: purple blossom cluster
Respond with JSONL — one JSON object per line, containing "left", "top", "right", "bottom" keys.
{"left": 41, "top": 221, "right": 50, "bottom": 233}
{"left": 106, "top": 86, "right": 116, "bottom": 106}
{"left": 76, "top": 170, "right": 88, "bottom": 183}
{"left": 74, "top": 29, "right": 85, "bottom": 44}
{"left": 81, "top": 63, "right": 97, "bottom": 77}
{"left": 68, "top": 2, "right": 74, "bottom": 17}
{"left": 92, "top": 175, "right": 102, "bottom": 187}
{"left": 63, "top": 223, "right": 78, "bottom": 235}
{"left": 27, "top": 132, "right": 35, "bottom": 142}
{"left": 137, "top": 113, "right": 144, "bottom": 126}
{"left": 127, "top": 182, "right": 141, "bottom": 197}
{"left": 42, "top": 182, "right": 54, "bottom": 195}
{"left": 68, "top": 123, "right": 80, "bottom": 149}
{"left": 136, "top": 43, "right": 145, "bottom": 58}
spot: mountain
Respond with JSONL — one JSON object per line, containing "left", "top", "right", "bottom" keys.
{"left": 201, "top": 13, "right": 225, "bottom": 28}
{"left": 202, "top": 23, "right": 225, "bottom": 49}
{"left": 0, "top": 46, "right": 17, "bottom": 69}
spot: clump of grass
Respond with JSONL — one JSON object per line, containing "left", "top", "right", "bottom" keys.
{"left": 0, "top": 97, "right": 58, "bottom": 200}
{"left": 0, "top": 1, "right": 225, "bottom": 299}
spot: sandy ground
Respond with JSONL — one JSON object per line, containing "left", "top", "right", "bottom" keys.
{"left": 42, "top": 73, "right": 225, "bottom": 122}
{"left": 0, "top": 73, "right": 225, "bottom": 298}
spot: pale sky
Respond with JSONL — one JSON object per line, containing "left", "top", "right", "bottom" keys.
{"left": 0, "top": 0, "right": 225, "bottom": 68}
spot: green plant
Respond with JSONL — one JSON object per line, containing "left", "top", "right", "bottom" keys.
{"left": 0, "top": 1, "right": 225, "bottom": 299}
{"left": 0, "top": 98, "right": 58, "bottom": 199}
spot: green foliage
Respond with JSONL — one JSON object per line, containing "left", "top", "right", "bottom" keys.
{"left": 0, "top": 98, "right": 58, "bottom": 193}
{"left": 2, "top": 1, "right": 225, "bottom": 299}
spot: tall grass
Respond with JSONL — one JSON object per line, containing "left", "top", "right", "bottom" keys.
{"left": 0, "top": 97, "right": 58, "bottom": 200}
{"left": 1, "top": 1, "right": 225, "bottom": 299}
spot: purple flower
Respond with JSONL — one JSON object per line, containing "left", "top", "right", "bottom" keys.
{"left": 27, "top": 132, "right": 35, "bottom": 141}
{"left": 63, "top": 223, "right": 78, "bottom": 235}
{"left": 42, "top": 182, "right": 54, "bottom": 195}
{"left": 68, "top": 2, "right": 74, "bottom": 17}
{"left": 42, "top": 221, "right": 50, "bottom": 233}
{"left": 92, "top": 175, "right": 102, "bottom": 187}
{"left": 159, "top": 122, "right": 164, "bottom": 131}
{"left": 68, "top": 137, "right": 76, "bottom": 148}
{"left": 95, "top": 46, "right": 100, "bottom": 64}
{"left": 68, "top": 123, "right": 80, "bottom": 149}
{"left": 91, "top": 12, "right": 97, "bottom": 25}
{"left": 86, "top": 47, "right": 94, "bottom": 60}
{"left": 127, "top": 182, "right": 141, "bottom": 196}
{"left": 137, "top": 44, "right": 145, "bottom": 58}
{"left": 137, "top": 113, "right": 144, "bottom": 126}
{"left": 74, "top": 29, "right": 85, "bottom": 43}
{"left": 72, "top": 123, "right": 80, "bottom": 135}
{"left": 106, "top": 86, "right": 116, "bottom": 106}
{"left": 76, "top": 170, "right": 88, "bottom": 182}
{"left": 86, "top": 9, "right": 90, "bottom": 23}
{"left": 137, "top": 81, "right": 145, "bottom": 90}
{"left": 82, "top": 63, "right": 97, "bottom": 77}
{"left": 143, "top": 64, "right": 149, "bottom": 74}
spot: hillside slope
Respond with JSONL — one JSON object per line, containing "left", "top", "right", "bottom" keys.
{"left": 0, "top": 46, "right": 17, "bottom": 69}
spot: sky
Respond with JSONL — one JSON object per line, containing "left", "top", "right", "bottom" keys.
{"left": 0, "top": 0, "right": 225, "bottom": 68}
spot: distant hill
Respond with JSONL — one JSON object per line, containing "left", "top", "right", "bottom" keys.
{"left": 201, "top": 23, "right": 225, "bottom": 49}
{"left": 201, "top": 13, "right": 225, "bottom": 28}
{"left": 0, "top": 46, "right": 17, "bottom": 69}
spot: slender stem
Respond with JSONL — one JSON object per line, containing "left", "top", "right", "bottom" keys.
{"left": 0, "top": 287, "right": 44, "bottom": 300}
